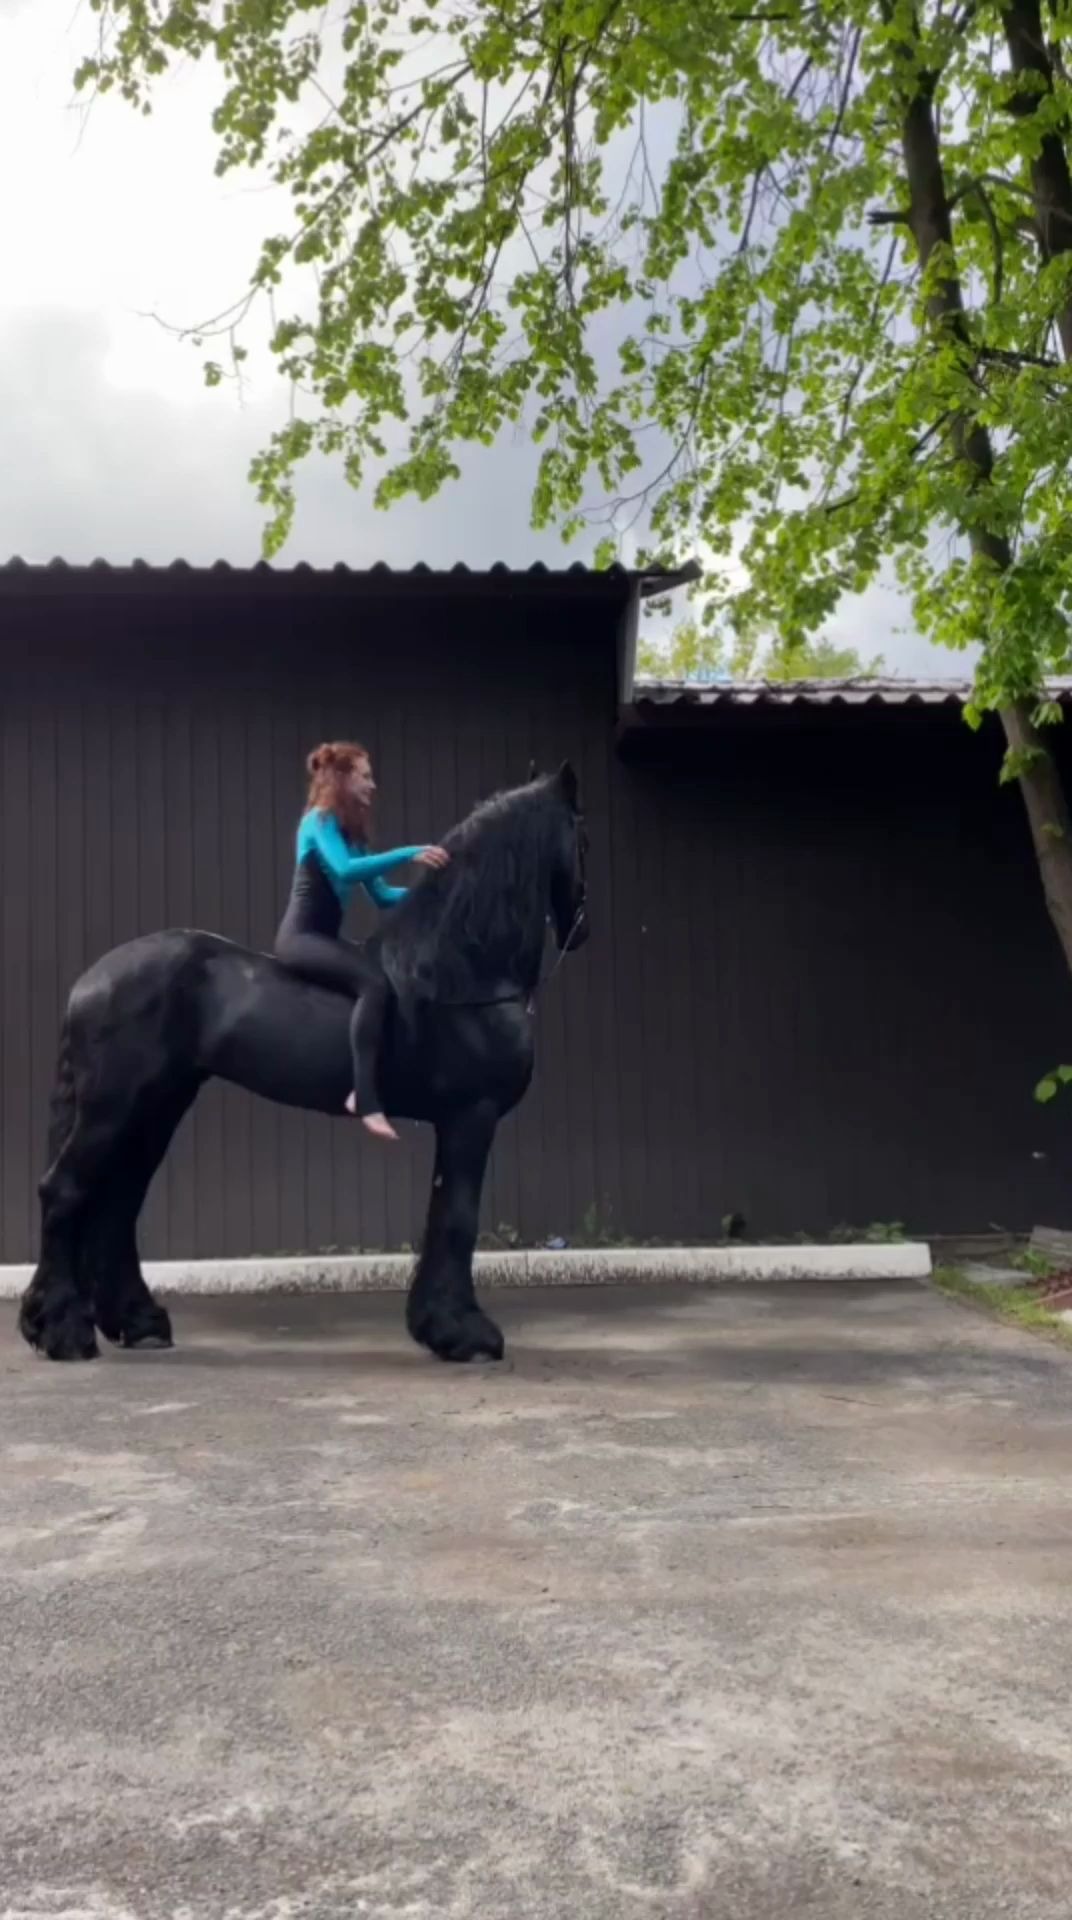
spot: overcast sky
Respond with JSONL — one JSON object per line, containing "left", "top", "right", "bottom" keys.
{"left": 0, "top": 0, "right": 948, "bottom": 673}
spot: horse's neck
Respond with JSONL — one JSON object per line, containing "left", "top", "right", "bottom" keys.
{"left": 487, "top": 895, "right": 547, "bottom": 981}
{"left": 456, "top": 862, "right": 549, "bottom": 995}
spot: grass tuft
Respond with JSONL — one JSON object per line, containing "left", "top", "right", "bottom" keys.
{"left": 933, "top": 1267, "right": 1072, "bottom": 1347}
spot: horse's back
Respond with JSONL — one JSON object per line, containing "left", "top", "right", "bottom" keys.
{"left": 71, "top": 928, "right": 249, "bottom": 1010}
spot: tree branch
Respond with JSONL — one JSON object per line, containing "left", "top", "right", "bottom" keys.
{"left": 967, "top": 176, "right": 1005, "bottom": 303}
{"left": 979, "top": 343, "right": 1062, "bottom": 369}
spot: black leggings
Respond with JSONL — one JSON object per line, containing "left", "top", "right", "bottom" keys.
{"left": 273, "top": 928, "right": 388, "bottom": 1117}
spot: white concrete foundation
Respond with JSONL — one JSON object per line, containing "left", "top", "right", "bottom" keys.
{"left": 0, "top": 1241, "right": 931, "bottom": 1299}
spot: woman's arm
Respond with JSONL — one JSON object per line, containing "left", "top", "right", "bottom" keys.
{"left": 308, "top": 812, "right": 423, "bottom": 886}
{"left": 364, "top": 839, "right": 453, "bottom": 908}
{"left": 363, "top": 874, "right": 409, "bottom": 909}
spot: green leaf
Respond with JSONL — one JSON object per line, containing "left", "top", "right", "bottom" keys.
{"left": 1035, "top": 1065, "right": 1072, "bottom": 1102}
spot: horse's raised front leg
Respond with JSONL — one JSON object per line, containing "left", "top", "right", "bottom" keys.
{"left": 406, "top": 1099, "right": 504, "bottom": 1363}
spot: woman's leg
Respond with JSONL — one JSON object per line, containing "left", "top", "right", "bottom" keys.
{"left": 345, "top": 982, "right": 398, "bottom": 1140}
{"left": 275, "top": 929, "right": 396, "bottom": 1136}
{"left": 273, "top": 928, "right": 369, "bottom": 994}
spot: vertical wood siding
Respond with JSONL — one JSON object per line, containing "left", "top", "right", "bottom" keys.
{"left": 1, "top": 586, "right": 1069, "bottom": 1258}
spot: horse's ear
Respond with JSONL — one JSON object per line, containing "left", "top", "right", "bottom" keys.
{"left": 528, "top": 759, "right": 539, "bottom": 783}
{"left": 556, "top": 760, "right": 579, "bottom": 810}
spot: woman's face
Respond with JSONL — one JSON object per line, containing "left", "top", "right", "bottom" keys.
{"left": 347, "top": 754, "right": 376, "bottom": 808}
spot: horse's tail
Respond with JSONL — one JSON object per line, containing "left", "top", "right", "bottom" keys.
{"left": 44, "top": 1014, "right": 77, "bottom": 1169}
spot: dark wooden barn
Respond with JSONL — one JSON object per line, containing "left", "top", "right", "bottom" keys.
{"left": 0, "top": 557, "right": 1068, "bottom": 1260}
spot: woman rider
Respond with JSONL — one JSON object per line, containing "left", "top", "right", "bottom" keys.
{"left": 274, "top": 740, "right": 449, "bottom": 1141}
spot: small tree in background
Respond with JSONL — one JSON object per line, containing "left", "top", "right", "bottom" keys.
{"left": 637, "top": 619, "right": 880, "bottom": 680}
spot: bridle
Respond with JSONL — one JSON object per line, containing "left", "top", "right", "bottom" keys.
{"left": 530, "top": 894, "right": 587, "bottom": 1004}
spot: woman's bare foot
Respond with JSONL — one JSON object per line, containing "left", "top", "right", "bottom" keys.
{"left": 344, "top": 1092, "right": 398, "bottom": 1139}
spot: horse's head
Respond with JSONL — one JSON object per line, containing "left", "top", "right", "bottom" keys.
{"left": 531, "top": 760, "right": 589, "bottom": 958}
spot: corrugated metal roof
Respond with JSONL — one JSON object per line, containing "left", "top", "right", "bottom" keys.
{"left": 632, "top": 674, "right": 1072, "bottom": 710}
{"left": 0, "top": 556, "right": 700, "bottom": 598}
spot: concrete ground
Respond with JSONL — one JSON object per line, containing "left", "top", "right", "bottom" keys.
{"left": 1, "top": 1281, "right": 1070, "bottom": 1920}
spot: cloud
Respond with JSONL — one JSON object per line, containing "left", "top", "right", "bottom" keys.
{"left": 0, "top": 304, "right": 558, "bottom": 567}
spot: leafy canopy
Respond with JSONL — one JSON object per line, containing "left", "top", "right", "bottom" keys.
{"left": 78, "top": 1, "right": 1072, "bottom": 700}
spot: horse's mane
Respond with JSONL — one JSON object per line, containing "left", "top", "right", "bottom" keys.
{"left": 382, "top": 776, "right": 566, "bottom": 1002}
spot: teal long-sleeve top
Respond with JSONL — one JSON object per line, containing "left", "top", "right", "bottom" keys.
{"left": 298, "top": 809, "right": 424, "bottom": 909}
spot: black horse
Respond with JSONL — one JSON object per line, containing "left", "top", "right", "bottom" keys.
{"left": 18, "top": 763, "right": 588, "bottom": 1368}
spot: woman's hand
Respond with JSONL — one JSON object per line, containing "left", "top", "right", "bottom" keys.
{"left": 414, "top": 845, "right": 450, "bottom": 870}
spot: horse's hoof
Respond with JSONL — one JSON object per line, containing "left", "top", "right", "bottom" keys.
{"left": 412, "top": 1307, "right": 505, "bottom": 1365}
{"left": 18, "top": 1306, "right": 100, "bottom": 1363}
{"left": 118, "top": 1306, "right": 174, "bottom": 1351}
{"left": 47, "top": 1336, "right": 100, "bottom": 1362}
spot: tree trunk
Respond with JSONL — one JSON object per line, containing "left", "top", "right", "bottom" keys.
{"left": 888, "top": 3, "right": 1072, "bottom": 975}
{"left": 999, "top": 0, "right": 1072, "bottom": 958}
{"left": 1001, "top": 702, "right": 1072, "bottom": 961}
{"left": 1002, "top": 0, "right": 1072, "bottom": 356}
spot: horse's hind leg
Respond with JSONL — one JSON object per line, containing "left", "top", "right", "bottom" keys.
{"left": 87, "top": 1189, "right": 172, "bottom": 1353}
{"left": 406, "top": 1100, "right": 504, "bottom": 1364}
{"left": 87, "top": 1083, "right": 199, "bottom": 1351}
{"left": 18, "top": 1108, "right": 122, "bottom": 1362}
